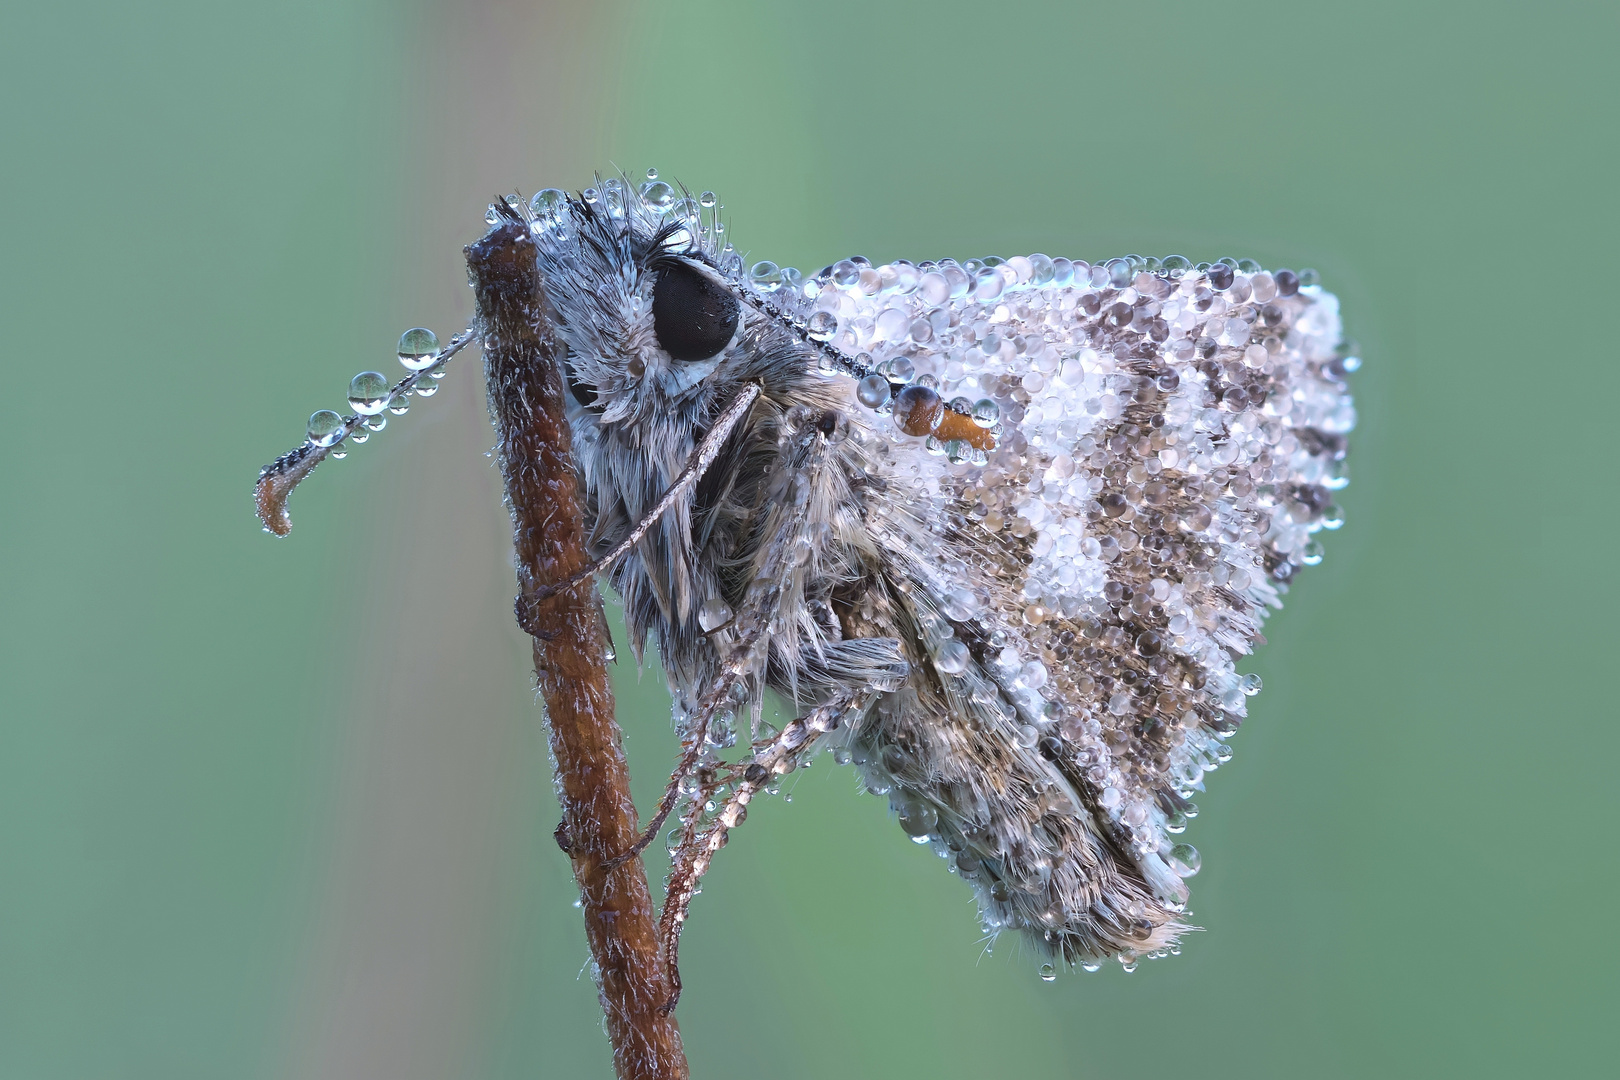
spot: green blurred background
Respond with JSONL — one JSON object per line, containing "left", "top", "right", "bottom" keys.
{"left": 3, "top": 1, "right": 1615, "bottom": 1076}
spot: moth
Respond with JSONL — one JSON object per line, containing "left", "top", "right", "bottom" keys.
{"left": 257, "top": 171, "right": 1355, "bottom": 987}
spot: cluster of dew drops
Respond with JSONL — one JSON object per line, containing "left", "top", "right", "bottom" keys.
{"left": 509, "top": 168, "right": 739, "bottom": 274}
{"left": 301, "top": 327, "right": 449, "bottom": 459}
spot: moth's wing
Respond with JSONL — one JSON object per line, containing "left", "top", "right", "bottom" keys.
{"left": 799, "top": 256, "right": 1353, "bottom": 959}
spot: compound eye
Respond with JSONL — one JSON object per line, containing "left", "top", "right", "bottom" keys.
{"left": 651, "top": 259, "right": 740, "bottom": 361}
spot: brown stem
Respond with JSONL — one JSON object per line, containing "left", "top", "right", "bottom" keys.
{"left": 467, "top": 210, "right": 688, "bottom": 1080}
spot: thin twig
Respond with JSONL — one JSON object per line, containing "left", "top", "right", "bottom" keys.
{"left": 468, "top": 210, "right": 688, "bottom": 1080}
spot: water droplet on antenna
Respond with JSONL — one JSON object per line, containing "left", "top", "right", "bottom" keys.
{"left": 398, "top": 328, "right": 439, "bottom": 371}
{"left": 347, "top": 371, "right": 390, "bottom": 415}
{"left": 856, "top": 373, "right": 890, "bottom": 409}
{"left": 307, "top": 410, "right": 344, "bottom": 447}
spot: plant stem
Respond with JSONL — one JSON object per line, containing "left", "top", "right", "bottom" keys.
{"left": 467, "top": 214, "right": 688, "bottom": 1080}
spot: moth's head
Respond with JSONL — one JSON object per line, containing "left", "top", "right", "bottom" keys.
{"left": 530, "top": 180, "right": 763, "bottom": 427}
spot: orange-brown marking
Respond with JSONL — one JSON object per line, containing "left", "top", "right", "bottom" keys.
{"left": 935, "top": 407, "right": 996, "bottom": 450}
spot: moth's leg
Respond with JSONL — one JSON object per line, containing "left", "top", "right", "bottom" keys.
{"left": 604, "top": 408, "right": 845, "bottom": 870}
{"left": 602, "top": 611, "right": 771, "bottom": 871}
{"left": 526, "top": 381, "right": 762, "bottom": 610}
{"left": 656, "top": 689, "right": 873, "bottom": 1014}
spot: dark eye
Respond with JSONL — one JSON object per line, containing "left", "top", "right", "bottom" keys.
{"left": 651, "top": 260, "right": 740, "bottom": 361}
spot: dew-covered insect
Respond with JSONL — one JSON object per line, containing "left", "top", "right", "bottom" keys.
{"left": 257, "top": 170, "right": 1356, "bottom": 993}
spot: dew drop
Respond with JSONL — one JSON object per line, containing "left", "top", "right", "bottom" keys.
{"left": 935, "top": 639, "right": 970, "bottom": 674}
{"left": 697, "top": 597, "right": 733, "bottom": 632}
{"left": 749, "top": 260, "right": 781, "bottom": 287}
{"left": 1168, "top": 843, "right": 1201, "bottom": 877}
{"left": 347, "top": 372, "right": 391, "bottom": 415}
{"left": 307, "top": 410, "right": 344, "bottom": 446}
{"left": 1081, "top": 960, "right": 1102, "bottom": 973}
{"left": 698, "top": 191, "right": 717, "bottom": 208}
{"left": 412, "top": 379, "right": 438, "bottom": 398}
{"left": 856, "top": 373, "right": 891, "bottom": 409}
{"left": 916, "top": 271, "right": 950, "bottom": 307}
{"left": 387, "top": 392, "right": 411, "bottom": 416}
{"left": 1039, "top": 964, "right": 1057, "bottom": 982}
{"left": 943, "top": 588, "right": 979, "bottom": 621}
{"left": 882, "top": 356, "right": 915, "bottom": 383}
{"left": 806, "top": 311, "right": 838, "bottom": 342}
{"left": 1240, "top": 672, "right": 1263, "bottom": 696}
{"left": 972, "top": 399, "right": 1000, "bottom": 427}
{"left": 893, "top": 384, "right": 944, "bottom": 436}
{"left": 639, "top": 180, "right": 675, "bottom": 212}
{"left": 972, "top": 266, "right": 1005, "bottom": 301}
{"left": 897, "top": 802, "right": 938, "bottom": 837}
{"left": 398, "top": 327, "right": 440, "bottom": 371}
